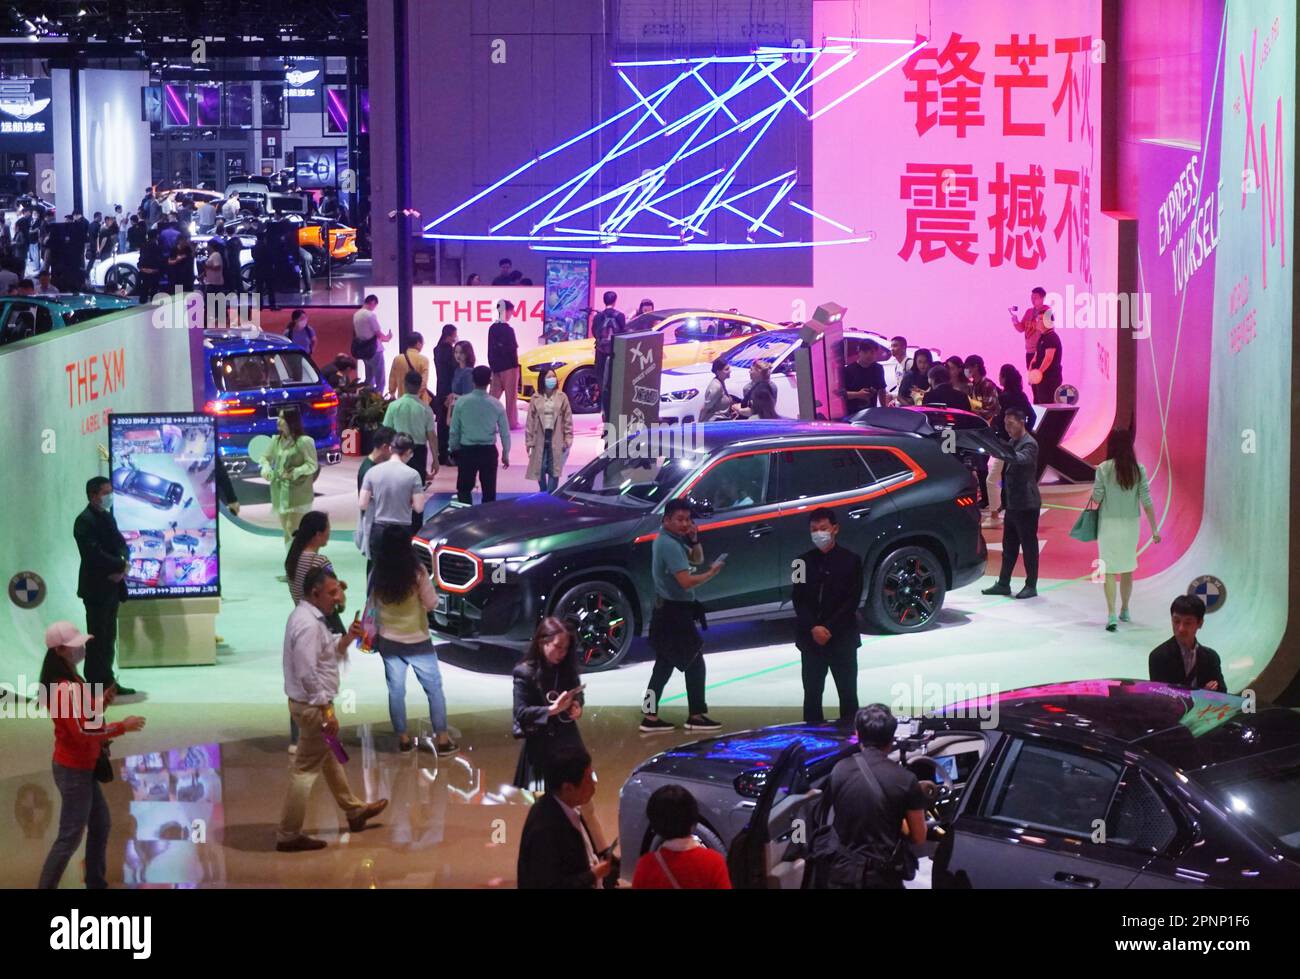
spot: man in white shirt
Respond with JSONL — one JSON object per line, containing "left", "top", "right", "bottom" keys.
{"left": 883, "top": 336, "right": 911, "bottom": 401}
{"left": 352, "top": 294, "right": 392, "bottom": 389}
{"left": 221, "top": 193, "right": 241, "bottom": 222}
{"left": 358, "top": 433, "right": 428, "bottom": 560}
{"left": 277, "top": 566, "right": 387, "bottom": 851}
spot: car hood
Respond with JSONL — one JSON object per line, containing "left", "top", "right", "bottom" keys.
{"left": 521, "top": 338, "right": 593, "bottom": 362}
{"left": 661, "top": 363, "right": 713, "bottom": 384}
{"left": 416, "top": 491, "right": 651, "bottom": 555}
{"left": 633, "top": 722, "right": 855, "bottom": 785}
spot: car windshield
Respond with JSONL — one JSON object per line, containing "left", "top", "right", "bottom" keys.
{"left": 1193, "top": 745, "right": 1300, "bottom": 856}
{"left": 556, "top": 438, "right": 706, "bottom": 508}
{"left": 64, "top": 308, "right": 124, "bottom": 326}
{"left": 213, "top": 351, "right": 320, "bottom": 391}
{"left": 725, "top": 331, "right": 798, "bottom": 369}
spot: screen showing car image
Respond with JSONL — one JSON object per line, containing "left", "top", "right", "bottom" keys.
{"left": 294, "top": 146, "right": 345, "bottom": 189}
{"left": 109, "top": 413, "right": 220, "bottom": 598}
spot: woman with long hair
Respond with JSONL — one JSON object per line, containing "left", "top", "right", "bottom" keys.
{"left": 371, "top": 524, "right": 456, "bottom": 754}
{"left": 261, "top": 406, "right": 318, "bottom": 546}
{"left": 737, "top": 360, "right": 780, "bottom": 419}
{"left": 446, "top": 340, "right": 476, "bottom": 413}
{"left": 37, "top": 621, "right": 146, "bottom": 888}
{"left": 897, "top": 348, "right": 934, "bottom": 405}
{"left": 1091, "top": 428, "right": 1160, "bottom": 630}
{"left": 525, "top": 368, "right": 574, "bottom": 493}
{"left": 985, "top": 365, "right": 1038, "bottom": 528}
{"left": 511, "top": 616, "right": 585, "bottom": 790}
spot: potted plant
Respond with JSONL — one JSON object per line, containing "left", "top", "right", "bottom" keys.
{"left": 352, "top": 388, "right": 388, "bottom": 455}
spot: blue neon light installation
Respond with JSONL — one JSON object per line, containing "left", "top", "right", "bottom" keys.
{"left": 423, "top": 37, "right": 924, "bottom": 254}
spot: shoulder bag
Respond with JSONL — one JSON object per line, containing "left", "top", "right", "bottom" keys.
{"left": 848, "top": 752, "right": 918, "bottom": 884}
{"left": 1069, "top": 498, "right": 1100, "bottom": 542}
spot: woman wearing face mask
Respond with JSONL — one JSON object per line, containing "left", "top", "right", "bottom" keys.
{"left": 37, "top": 621, "right": 147, "bottom": 889}
{"left": 512, "top": 617, "right": 586, "bottom": 790}
{"left": 261, "top": 407, "right": 318, "bottom": 547}
{"left": 525, "top": 368, "right": 573, "bottom": 493}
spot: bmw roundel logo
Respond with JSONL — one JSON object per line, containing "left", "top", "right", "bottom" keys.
{"left": 1055, "top": 384, "right": 1080, "bottom": 404}
{"left": 1188, "top": 575, "right": 1226, "bottom": 613}
{"left": 8, "top": 571, "right": 46, "bottom": 609}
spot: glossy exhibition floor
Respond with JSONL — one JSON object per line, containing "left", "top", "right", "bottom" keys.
{"left": 1, "top": 436, "right": 1246, "bottom": 889}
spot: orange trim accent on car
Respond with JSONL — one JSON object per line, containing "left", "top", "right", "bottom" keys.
{"left": 433, "top": 545, "right": 483, "bottom": 594}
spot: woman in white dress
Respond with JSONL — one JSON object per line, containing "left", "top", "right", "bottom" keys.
{"left": 1090, "top": 428, "right": 1161, "bottom": 631}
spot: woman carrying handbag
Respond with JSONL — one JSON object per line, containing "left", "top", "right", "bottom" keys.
{"left": 1087, "top": 428, "right": 1160, "bottom": 631}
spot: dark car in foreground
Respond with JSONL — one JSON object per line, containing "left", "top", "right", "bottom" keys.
{"left": 617, "top": 680, "right": 1300, "bottom": 888}
{"left": 415, "top": 419, "right": 986, "bottom": 670}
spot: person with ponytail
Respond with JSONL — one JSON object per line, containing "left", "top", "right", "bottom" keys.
{"left": 283, "top": 510, "right": 346, "bottom": 753}
{"left": 38, "top": 621, "right": 146, "bottom": 888}
{"left": 1090, "top": 428, "right": 1160, "bottom": 630}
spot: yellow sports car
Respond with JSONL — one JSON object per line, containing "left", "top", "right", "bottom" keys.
{"left": 518, "top": 308, "right": 781, "bottom": 413}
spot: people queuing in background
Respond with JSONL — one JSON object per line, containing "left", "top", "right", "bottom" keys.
{"left": 736, "top": 359, "right": 779, "bottom": 419}
{"left": 37, "top": 621, "right": 146, "bottom": 888}
{"left": 882, "top": 336, "right": 911, "bottom": 400}
{"left": 358, "top": 433, "right": 427, "bottom": 567}
{"left": 1028, "top": 307, "right": 1063, "bottom": 404}
{"left": 923, "top": 364, "right": 972, "bottom": 411}
{"left": 1148, "top": 595, "right": 1225, "bottom": 691}
{"left": 276, "top": 566, "right": 385, "bottom": 852}
{"left": 512, "top": 617, "right": 585, "bottom": 790}
{"left": 982, "top": 407, "right": 1040, "bottom": 600}
{"left": 985, "top": 364, "right": 1036, "bottom": 528}
{"left": 431, "top": 324, "right": 458, "bottom": 467}
{"left": 383, "top": 370, "right": 439, "bottom": 494}
{"left": 387, "top": 330, "right": 430, "bottom": 404}
{"left": 632, "top": 786, "right": 732, "bottom": 889}
{"left": 516, "top": 747, "right": 611, "bottom": 889}
{"left": 701, "top": 356, "right": 737, "bottom": 421}
{"left": 792, "top": 508, "right": 864, "bottom": 725}
{"left": 285, "top": 308, "right": 316, "bottom": 356}
{"left": 370, "top": 525, "right": 458, "bottom": 755}
{"left": 352, "top": 294, "right": 391, "bottom": 389}
{"left": 525, "top": 367, "right": 573, "bottom": 493}
{"left": 843, "top": 340, "right": 886, "bottom": 416}
{"left": 897, "top": 348, "right": 934, "bottom": 405}
{"left": 449, "top": 365, "right": 511, "bottom": 504}
{"left": 74, "top": 476, "right": 134, "bottom": 696}
{"left": 1091, "top": 428, "right": 1160, "bottom": 631}
{"left": 261, "top": 407, "right": 319, "bottom": 547}
{"left": 487, "top": 301, "right": 522, "bottom": 431}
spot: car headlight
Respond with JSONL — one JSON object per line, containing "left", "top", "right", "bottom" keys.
{"left": 482, "top": 554, "right": 547, "bottom": 578}
{"left": 661, "top": 388, "right": 699, "bottom": 402}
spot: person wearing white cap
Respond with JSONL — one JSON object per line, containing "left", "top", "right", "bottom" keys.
{"left": 37, "top": 621, "right": 146, "bottom": 889}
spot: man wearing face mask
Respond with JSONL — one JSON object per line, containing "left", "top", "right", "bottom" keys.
{"left": 791, "top": 509, "right": 864, "bottom": 724}
{"left": 74, "top": 476, "right": 135, "bottom": 695}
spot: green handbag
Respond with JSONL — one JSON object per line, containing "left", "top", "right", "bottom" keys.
{"left": 1069, "top": 500, "right": 1100, "bottom": 542}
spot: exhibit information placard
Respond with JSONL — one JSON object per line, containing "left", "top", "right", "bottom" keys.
{"left": 108, "top": 412, "right": 220, "bottom": 599}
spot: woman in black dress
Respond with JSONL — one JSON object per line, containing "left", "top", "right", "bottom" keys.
{"left": 896, "top": 348, "right": 934, "bottom": 405}
{"left": 512, "top": 617, "right": 585, "bottom": 790}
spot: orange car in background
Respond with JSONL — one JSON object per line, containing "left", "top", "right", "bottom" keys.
{"left": 299, "top": 220, "right": 358, "bottom": 273}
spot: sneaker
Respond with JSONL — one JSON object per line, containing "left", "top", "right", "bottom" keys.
{"left": 639, "top": 716, "right": 676, "bottom": 734}
{"left": 981, "top": 583, "right": 1012, "bottom": 596}
{"left": 288, "top": 743, "right": 298, "bottom": 754}
{"left": 1118, "top": 608, "right": 1131, "bottom": 622}
{"left": 980, "top": 515, "right": 1001, "bottom": 529}
{"left": 1015, "top": 586, "right": 1039, "bottom": 600}
{"left": 685, "top": 715, "right": 722, "bottom": 731}
{"left": 276, "top": 834, "right": 327, "bottom": 852}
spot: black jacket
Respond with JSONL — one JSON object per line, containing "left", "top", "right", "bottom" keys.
{"left": 923, "top": 384, "right": 972, "bottom": 411}
{"left": 1148, "top": 637, "right": 1226, "bottom": 691}
{"left": 994, "top": 389, "right": 1037, "bottom": 439}
{"left": 516, "top": 792, "right": 598, "bottom": 889}
{"left": 512, "top": 660, "right": 584, "bottom": 738}
{"left": 432, "top": 340, "right": 457, "bottom": 397}
{"left": 792, "top": 544, "right": 865, "bottom": 652}
{"left": 74, "top": 504, "right": 128, "bottom": 602}
{"left": 1000, "top": 432, "right": 1041, "bottom": 510}
{"left": 487, "top": 320, "right": 519, "bottom": 372}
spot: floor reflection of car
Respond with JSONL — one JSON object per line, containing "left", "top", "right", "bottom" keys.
{"left": 620, "top": 680, "right": 1300, "bottom": 889}
{"left": 0, "top": 293, "right": 136, "bottom": 346}
{"left": 658, "top": 329, "right": 936, "bottom": 423}
{"left": 518, "top": 309, "right": 782, "bottom": 414}
{"left": 414, "top": 420, "right": 985, "bottom": 670}
{"left": 112, "top": 467, "right": 185, "bottom": 509}
{"left": 202, "top": 327, "right": 341, "bottom": 473}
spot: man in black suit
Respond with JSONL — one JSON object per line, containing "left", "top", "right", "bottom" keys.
{"left": 74, "top": 476, "right": 134, "bottom": 694}
{"left": 517, "top": 747, "right": 612, "bottom": 889}
{"left": 432, "top": 323, "right": 458, "bottom": 467}
{"left": 792, "top": 508, "right": 864, "bottom": 724}
{"left": 1148, "top": 594, "right": 1226, "bottom": 691}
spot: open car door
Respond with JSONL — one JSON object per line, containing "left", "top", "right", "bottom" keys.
{"left": 727, "top": 743, "right": 824, "bottom": 889}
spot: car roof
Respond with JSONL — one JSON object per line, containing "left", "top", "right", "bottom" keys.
{"left": 4, "top": 293, "right": 135, "bottom": 311}
{"left": 203, "top": 328, "right": 298, "bottom": 354}
{"left": 667, "top": 419, "right": 918, "bottom": 452}
{"left": 941, "top": 679, "right": 1300, "bottom": 773}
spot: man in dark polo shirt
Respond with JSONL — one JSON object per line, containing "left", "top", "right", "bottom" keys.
{"left": 1028, "top": 308, "right": 1063, "bottom": 404}
{"left": 792, "top": 508, "right": 864, "bottom": 724}
{"left": 842, "top": 340, "right": 886, "bottom": 417}
{"left": 824, "top": 704, "right": 927, "bottom": 889}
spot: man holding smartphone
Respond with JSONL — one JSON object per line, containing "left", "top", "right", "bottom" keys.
{"left": 640, "top": 500, "right": 724, "bottom": 733}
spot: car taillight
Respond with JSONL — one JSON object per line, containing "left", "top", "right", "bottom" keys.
{"left": 310, "top": 391, "right": 339, "bottom": 410}
{"left": 956, "top": 494, "right": 977, "bottom": 508}
{"left": 203, "top": 400, "right": 256, "bottom": 416}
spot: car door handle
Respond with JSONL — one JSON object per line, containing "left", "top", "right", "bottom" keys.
{"left": 1052, "top": 871, "right": 1100, "bottom": 888}
{"left": 849, "top": 507, "right": 871, "bottom": 520}
{"left": 748, "top": 523, "right": 773, "bottom": 538}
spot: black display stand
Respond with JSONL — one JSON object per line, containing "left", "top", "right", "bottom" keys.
{"left": 1032, "top": 404, "right": 1095, "bottom": 483}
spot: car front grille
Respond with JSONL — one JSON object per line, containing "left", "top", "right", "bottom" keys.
{"left": 436, "top": 550, "right": 477, "bottom": 588}
{"left": 412, "top": 542, "right": 433, "bottom": 576}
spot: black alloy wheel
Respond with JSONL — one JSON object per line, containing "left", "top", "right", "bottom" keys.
{"left": 869, "top": 545, "right": 946, "bottom": 633}
{"left": 564, "top": 366, "right": 601, "bottom": 414}
{"left": 108, "top": 264, "right": 138, "bottom": 294}
{"left": 553, "top": 579, "right": 634, "bottom": 671}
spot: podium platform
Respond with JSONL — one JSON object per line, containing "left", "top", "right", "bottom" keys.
{"left": 118, "top": 597, "right": 221, "bottom": 667}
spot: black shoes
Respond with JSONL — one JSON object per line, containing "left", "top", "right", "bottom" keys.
{"left": 639, "top": 717, "right": 675, "bottom": 734}
{"left": 347, "top": 799, "right": 389, "bottom": 833}
{"left": 276, "top": 835, "right": 327, "bottom": 852}
{"left": 981, "top": 583, "right": 1012, "bottom": 596}
{"left": 1016, "top": 586, "right": 1039, "bottom": 599}
{"left": 685, "top": 715, "right": 722, "bottom": 731}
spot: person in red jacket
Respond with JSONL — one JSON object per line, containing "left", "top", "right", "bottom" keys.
{"left": 37, "top": 621, "right": 146, "bottom": 889}
{"left": 632, "top": 785, "right": 732, "bottom": 889}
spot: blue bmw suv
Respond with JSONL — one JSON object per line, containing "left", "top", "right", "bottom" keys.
{"left": 202, "top": 328, "right": 341, "bottom": 473}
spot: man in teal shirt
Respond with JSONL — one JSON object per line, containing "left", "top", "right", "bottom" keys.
{"left": 382, "top": 370, "right": 438, "bottom": 482}
{"left": 640, "top": 500, "right": 725, "bottom": 734}
{"left": 449, "top": 365, "right": 511, "bottom": 504}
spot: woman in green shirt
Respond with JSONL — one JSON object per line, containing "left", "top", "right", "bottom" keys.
{"left": 261, "top": 407, "right": 319, "bottom": 545}
{"left": 1090, "top": 428, "right": 1161, "bottom": 631}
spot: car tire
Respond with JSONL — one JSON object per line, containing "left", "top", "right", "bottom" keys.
{"left": 306, "top": 247, "right": 326, "bottom": 276}
{"left": 107, "top": 264, "right": 138, "bottom": 294}
{"left": 867, "top": 544, "right": 946, "bottom": 633}
{"left": 551, "top": 578, "right": 634, "bottom": 671}
{"left": 240, "top": 263, "right": 255, "bottom": 292}
{"left": 564, "top": 366, "right": 601, "bottom": 414}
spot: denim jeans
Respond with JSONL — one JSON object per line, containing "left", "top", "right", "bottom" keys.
{"left": 378, "top": 637, "right": 448, "bottom": 734}
{"left": 39, "top": 763, "right": 110, "bottom": 889}
{"left": 538, "top": 436, "right": 558, "bottom": 493}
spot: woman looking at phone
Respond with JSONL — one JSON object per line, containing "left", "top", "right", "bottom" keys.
{"left": 512, "top": 617, "right": 587, "bottom": 790}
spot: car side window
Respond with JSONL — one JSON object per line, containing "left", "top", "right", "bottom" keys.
{"left": 981, "top": 739, "right": 1122, "bottom": 837}
{"left": 776, "top": 448, "right": 874, "bottom": 503}
{"left": 717, "top": 318, "right": 753, "bottom": 339}
{"left": 687, "top": 452, "right": 772, "bottom": 513}
{"left": 672, "top": 317, "right": 720, "bottom": 343}
{"left": 859, "top": 449, "right": 912, "bottom": 483}
{"left": 1107, "top": 769, "right": 1179, "bottom": 853}
{"left": 1, "top": 302, "right": 51, "bottom": 344}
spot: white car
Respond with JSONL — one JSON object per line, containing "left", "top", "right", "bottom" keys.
{"left": 658, "top": 329, "right": 937, "bottom": 422}
{"left": 89, "top": 232, "right": 257, "bottom": 294}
